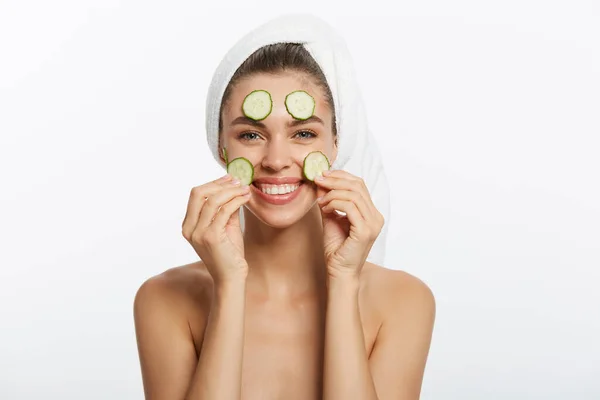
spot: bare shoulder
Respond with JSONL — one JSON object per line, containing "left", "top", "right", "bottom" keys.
{"left": 359, "top": 269, "right": 435, "bottom": 398}
{"left": 133, "top": 264, "right": 215, "bottom": 398}
{"left": 133, "top": 261, "right": 214, "bottom": 323}
{"left": 361, "top": 262, "right": 436, "bottom": 322}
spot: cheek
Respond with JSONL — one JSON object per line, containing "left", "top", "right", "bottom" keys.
{"left": 319, "top": 136, "right": 337, "bottom": 161}
{"left": 291, "top": 142, "right": 336, "bottom": 168}
{"left": 228, "top": 146, "right": 263, "bottom": 164}
{"left": 331, "top": 136, "right": 338, "bottom": 160}
{"left": 224, "top": 136, "right": 335, "bottom": 168}
{"left": 224, "top": 142, "right": 269, "bottom": 170}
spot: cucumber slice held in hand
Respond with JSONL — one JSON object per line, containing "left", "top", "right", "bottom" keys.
{"left": 285, "top": 90, "right": 315, "bottom": 120}
{"left": 227, "top": 157, "right": 254, "bottom": 186}
{"left": 242, "top": 90, "right": 272, "bottom": 121}
{"left": 303, "top": 151, "right": 330, "bottom": 181}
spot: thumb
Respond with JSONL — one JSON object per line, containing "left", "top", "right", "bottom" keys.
{"left": 316, "top": 186, "right": 330, "bottom": 222}
{"left": 316, "top": 185, "right": 327, "bottom": 201}
{"left": 227, "top": 204, "right": 243, "bottom": 229}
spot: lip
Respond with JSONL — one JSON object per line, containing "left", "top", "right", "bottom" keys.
{"left": 250, "top": 181, "right": 305, "bottom": 205}
{"left": 253, "top": 176, "right": 303, "bottom": 185}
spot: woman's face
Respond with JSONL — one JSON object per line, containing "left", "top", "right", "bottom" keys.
{"left": 220, "top": 71, "right": 337, "bottom": 229}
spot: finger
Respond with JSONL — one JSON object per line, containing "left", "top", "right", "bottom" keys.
{"left": 322, "top": 169, "right": 361, "bottom": 182}
{"left": 226, "top": 193, "right": 243, "bottom": 229}
{"left": 321, "top": 199, "right": 366, "bottom": 230}
{"left": 182, "top": 175, "right": 233, "bottom": 237}
{"left": 318, "top": 189, "right": 370, "bottom": 220}
{"left": 316, "top": 172, "right": 366, "bottom": 192}
{"left": 314, "top": 175, "right": 375, "bottom": 218}
{"left": 316, "top": 185, "right": 328, "bottom": 201}
{"left": 325, "top": 171, "right": 384, "bottom": 229}
{"left": 196, "top": 184, "right": 250, "bottom": 230}
{"left": 211, "top": 192, "right": 251, "bottom": 229}
{"left": 182, "top": 175, "right": 235, "bottom": 237}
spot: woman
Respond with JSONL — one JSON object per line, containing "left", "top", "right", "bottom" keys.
{"left": 134, "top": 15, "right": 435, "bottom": 400}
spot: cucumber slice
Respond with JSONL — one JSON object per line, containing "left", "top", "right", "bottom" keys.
{"left": 222, "top": 147, "right": 228, "bottom": 164}
{"left": 303, "top": 151, "right": 330, "bottom": 181}
{"left": 285, "top": 90, "right": 315, "bottom": 120}
{"left": 242, "top": 90, "right": 272, "bottom": 121}
{"left": 227, "top": 157, "right": 254, "bottom": 185}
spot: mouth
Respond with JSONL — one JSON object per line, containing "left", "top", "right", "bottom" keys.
{"left": 250, "top": 180, "right": 306, "bottom": 205}
{"left": 252, "top": 181, "right": 302, "bottom": 195}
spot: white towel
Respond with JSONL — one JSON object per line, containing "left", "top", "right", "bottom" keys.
{"left": 204, "top": 13, "right": 390, "bottom": 266}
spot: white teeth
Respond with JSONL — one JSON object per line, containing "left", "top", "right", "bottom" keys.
{"left": 258, "top": 183, "right": 299, "bottom": 195}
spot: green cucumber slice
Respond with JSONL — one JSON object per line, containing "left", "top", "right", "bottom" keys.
{"left": 222, "top": 147, "right": 228, "bottom": 164}
{"left": 242, "top": 90, "right": 272, "bottom": 121}
{"left": 227, "top": 157, "right": 254, "bottom": 185}
{"left": 285, "top": 90, "right": 315, "bottom": 120}
{"left": 303, "top": 151, "right": 330, "bottom": 181}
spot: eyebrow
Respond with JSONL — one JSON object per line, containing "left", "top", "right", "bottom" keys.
{"left": 230, "top": 115, "right": 325, "bottom": 129}
{"left": 287, "top": 115, "right": 325, "bottom": 127}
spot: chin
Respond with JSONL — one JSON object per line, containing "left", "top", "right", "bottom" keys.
{"left": 244, "top": 182, "right": 317, "bottom": 229}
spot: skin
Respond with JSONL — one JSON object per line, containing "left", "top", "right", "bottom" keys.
{"left": 133, "top": 71, "right": 436, "bottom": 400}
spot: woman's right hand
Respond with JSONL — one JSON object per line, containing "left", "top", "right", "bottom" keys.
{"left": 182, "top": 174, "right": 251, "bottom": 284}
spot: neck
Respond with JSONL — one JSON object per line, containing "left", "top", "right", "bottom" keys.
{"left": 242, "top": 205, "right": 327, "bottom": 300}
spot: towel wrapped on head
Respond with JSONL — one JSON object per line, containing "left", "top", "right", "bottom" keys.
{"left": 204, "top": 13, "right": 391, "bottom": 265}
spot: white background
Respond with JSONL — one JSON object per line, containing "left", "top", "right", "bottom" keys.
{"left": 1, "top": 0, "right": 599, "bottom": 399}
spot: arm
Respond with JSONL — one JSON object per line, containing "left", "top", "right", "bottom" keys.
{"left": 133, "top": 275, "right": 247, "bottom": 400}
{"left": 315, "top": 170, "right": 435, "bottom": 398}
{"left": 133, "top": 276, "right": 198, "bottom": 399}
{"left": 368, "top": 276, "right": 436, "bottom": 399}
{"left": 186, "top": 278, "right": 247, "bottom": 399}
{"left": 323, "top": 275, "right": 378, "bottom": 400}
{"left": 134, "top": 174, "right": 249, "bottom": 399}
{"left": 323, "top": 274, "right": 435, "bottom": 400}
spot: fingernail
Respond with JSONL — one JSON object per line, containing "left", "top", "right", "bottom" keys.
{"left": 315, "top": 175, "right": 324, "bottom": 181}
{"left": 242, "top": 184, "right": 250, "bottom": 191}
{"left": 231, "top": 179, "right": 241, "bottom": 185}
{"left": 322, "top": 170, "right": 331, "bottom": 176}
{"left": 317, "top": 196, "right": 324, "bottom": 202}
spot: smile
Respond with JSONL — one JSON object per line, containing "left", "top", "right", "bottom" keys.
{"left": 254, "top": 183, "right": 300, "bottom": 195}
{"left": 250, "top": 182, "right": 305, "bottom": 205}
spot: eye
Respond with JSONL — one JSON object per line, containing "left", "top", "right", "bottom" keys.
{"left": 294, "top": 130, "right": 317, "bottom": 139}
{"left": 238, "top": 131, "right": 261, "bottom": 141}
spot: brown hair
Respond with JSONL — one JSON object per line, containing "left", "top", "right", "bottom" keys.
{"left": 218, "top": 42, "right": 337, "bottom": 136}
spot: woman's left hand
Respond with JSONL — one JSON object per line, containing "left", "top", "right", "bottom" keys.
{"left": 314, "top": 169, "right": 385, "bottom": 280}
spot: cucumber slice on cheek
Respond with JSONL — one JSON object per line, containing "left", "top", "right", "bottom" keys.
{"left": 227, "top": 157, "right": 254, "bottom": 186}
{"left": 303, "top": 151, "right": 330, "bottom": 181}
{"left": 242, "top": 90, "right": 272, "bottom": 121}
{"left": 285, "top": 90, "right": 315, "bottom": 120}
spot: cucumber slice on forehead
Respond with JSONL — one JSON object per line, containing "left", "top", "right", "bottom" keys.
{"left": 285, "top": 90, "right": 315, "bottom": 120}
{"left": 227, "top": 157, "right": 254, "bottom": 185}
{"left": 303, "top": 151, "right": 330, "bottom": 181}
{"left": 242, "top": 90, "right": 272, "bottom": 121}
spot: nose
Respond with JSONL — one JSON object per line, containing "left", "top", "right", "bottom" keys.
{"left": 260, "top": 136, "right": 293, "bottom": 172}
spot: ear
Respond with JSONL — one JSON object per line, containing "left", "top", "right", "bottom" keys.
{"left": 219, "top": 146, "right": 228, "bottom": 165}
{"left": 218, "top": 134, "right": 229, "bottom": 165}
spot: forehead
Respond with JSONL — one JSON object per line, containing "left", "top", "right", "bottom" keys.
{"left": 223, "top": 71, "right": 330, "bottom": 120}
